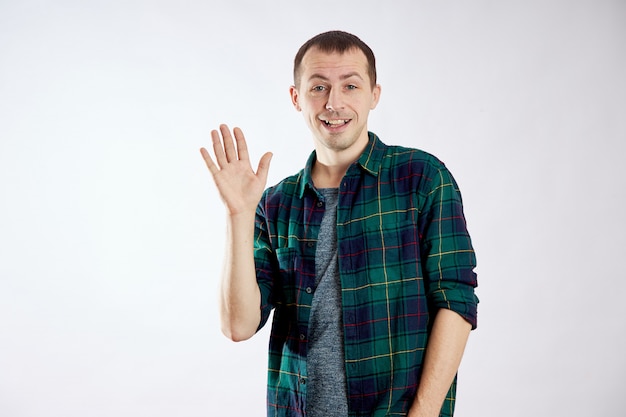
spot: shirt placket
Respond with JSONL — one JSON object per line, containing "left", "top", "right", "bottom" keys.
{"left": 295, "top": 189, "right": 325, "bottom": 394}
{"left": 336, "top": 168, "right": 367, "bottom": 410}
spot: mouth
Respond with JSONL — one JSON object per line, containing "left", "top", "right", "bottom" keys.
{"left": 321, "top": 118, "right": 351, "bottom": 128}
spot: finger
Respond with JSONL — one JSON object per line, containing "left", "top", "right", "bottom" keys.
{"left": 211, "top": 128, "right": 228, "bottom": 168}
{"left": 219, "top": 124, "right": 238, "bottom": 162}
{"left": 199, "top": 147, "right": 220, "bottom": 175}
{"left": 232, "top": 127, "right": 250, "bottom": 162}
{"left": 256, "top": 152, "right": 273, "bottom": 184}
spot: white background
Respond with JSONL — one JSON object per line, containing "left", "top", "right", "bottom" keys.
{"left": 1, "top": 1, "right": 625, "bottom": 416}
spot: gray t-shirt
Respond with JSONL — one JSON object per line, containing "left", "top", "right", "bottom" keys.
{"left": 306, "top": 188, "right": 348, "bottom": 416}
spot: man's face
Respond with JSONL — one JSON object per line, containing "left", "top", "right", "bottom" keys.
{"left": 290, "top": 47, "right": 381, "bottom": 156}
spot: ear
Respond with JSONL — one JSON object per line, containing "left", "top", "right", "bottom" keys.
{"left": 370, "top": 84, "right": 382, "bottom": 110}
{"left": 290, "top": 85, "right": 302, "bottom": 112}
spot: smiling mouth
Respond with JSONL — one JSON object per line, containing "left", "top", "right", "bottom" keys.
{"left": 322, "top": 119, "right": 350, "bottom": 127}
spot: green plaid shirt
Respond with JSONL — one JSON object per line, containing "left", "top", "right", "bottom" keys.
{"left": 254, "top": 132, "right": 478, "bottom": 416}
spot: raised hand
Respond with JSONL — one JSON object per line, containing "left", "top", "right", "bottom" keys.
{"left": 200, "top": 124, "right": 273, "bottom": 216}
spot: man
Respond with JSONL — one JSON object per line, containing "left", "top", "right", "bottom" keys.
{"left": 201, "top": 30, "right": 478, "bottom": 417}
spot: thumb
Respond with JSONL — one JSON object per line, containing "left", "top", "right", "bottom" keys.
{"left": 256, "top": 152, "right": 273, "bottom": 183}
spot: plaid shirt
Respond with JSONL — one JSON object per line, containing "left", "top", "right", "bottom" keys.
{"left": 254, "top": 132, "right": 478, "bottom": 416}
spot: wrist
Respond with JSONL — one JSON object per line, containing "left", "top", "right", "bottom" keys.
{"left": 407, "top": 397, "right": 440, "bottom": 417}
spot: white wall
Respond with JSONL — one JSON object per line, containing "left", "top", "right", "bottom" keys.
{"left": 1, "top": 1, "right": 624, "bottom": 416}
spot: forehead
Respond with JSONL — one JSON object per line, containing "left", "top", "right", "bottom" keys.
{"left": 299, "top": 47, "right": 369, "bottom": 82}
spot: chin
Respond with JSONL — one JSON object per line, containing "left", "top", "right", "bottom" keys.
{"left": 320, "top": 135, "right": 359, "bottom": 152}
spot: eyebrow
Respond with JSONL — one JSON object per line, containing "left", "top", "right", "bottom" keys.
{"left": 307, "top": 72, "right": 364, "bottom": 82}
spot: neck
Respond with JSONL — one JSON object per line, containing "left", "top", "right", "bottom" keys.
{"left": 312, "top": 132, "right": 369, "bottom": 188}
{"left": 311, "top": 161, "right": 347, "bottom": 188}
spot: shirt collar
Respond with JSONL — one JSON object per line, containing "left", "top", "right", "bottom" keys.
{"left": 298, "top": 132, "right": 386, "bottom": 198}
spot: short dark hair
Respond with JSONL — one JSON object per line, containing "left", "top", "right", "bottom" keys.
{"left": 293, "top": 30, "right": 377, "bottom": 89}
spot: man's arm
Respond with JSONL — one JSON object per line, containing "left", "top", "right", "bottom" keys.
{"left": 218, "top": 210, "right": 262, "bottom": 341}
{"left": 408, "top": 308, "right": 472, "bottom": 417}
{"left": 200, "top": 125, "right": 272, "bottom": 342}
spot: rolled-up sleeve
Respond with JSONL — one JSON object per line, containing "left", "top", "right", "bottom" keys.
{"left": 419, "top": 162, "right": 479, "bottom": 329}
{"left": 254, "top": 200, "right": 276, "bottom": 331}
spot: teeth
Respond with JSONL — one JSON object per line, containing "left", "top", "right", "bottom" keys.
{"left": 324, "top": 119, "right": 349, "bottom": 125}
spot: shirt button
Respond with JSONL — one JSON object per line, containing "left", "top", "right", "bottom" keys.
{"left": 299, "top": 333, "right": 306, "bottom": 341}
{"left": 307, "top": 242, "right": 315, "bottom": 248}
{"left": 299, "top": 377, "right": 306, "bottom": 385}
{"left": 316, "top": 201, "right": 323, "bottom": 207}
{"left": 305, "top": 287, "right": 312, "bottom": 294}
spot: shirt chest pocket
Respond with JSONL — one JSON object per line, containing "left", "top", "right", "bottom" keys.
{"left": 274, "top": 247, "right": 297, "bottom": 301}
{"left": 341, "top": 217, "right": 424, "bottom": 318}
{"left": 358, "top": 218, "right": 422, "bottom": 283}
{"left": 275, "top": 247, "right": 316, "bottom": 306}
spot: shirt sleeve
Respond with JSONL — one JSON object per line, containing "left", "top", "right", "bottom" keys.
{"left": 418, "top": 160, "right": 479, "bottom": 329}
{"left": 253, "top": 198, "right": 276, "bottom": 331}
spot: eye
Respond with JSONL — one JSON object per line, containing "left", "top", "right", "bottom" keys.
{"left": 312, "top": 85, "right": 326, "bottom": 92}
{"left": 346, "top": 84, "right": 357, "bottom": 90}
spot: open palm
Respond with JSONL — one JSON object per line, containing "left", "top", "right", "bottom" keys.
{"left": 200, "top": 125, "right": 272, "bottom": 216}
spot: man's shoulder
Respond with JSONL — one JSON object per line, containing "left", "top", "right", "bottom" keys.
{"left": 261, "top": 169, "right": 305, "bottom": 202}
{"left": 381, "top": 143, "right": 448, "bottom": 173}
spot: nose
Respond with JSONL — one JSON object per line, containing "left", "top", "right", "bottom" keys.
{"left": 325, "top": 88, "right": 344, "bottom": 111}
